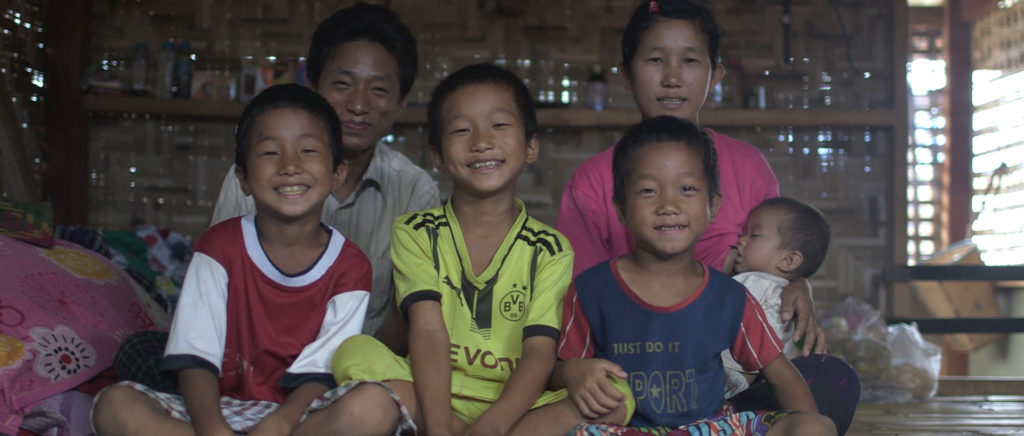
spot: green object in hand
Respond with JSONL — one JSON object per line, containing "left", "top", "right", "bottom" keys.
{"left": 794, "top": 336, "right": 805, "bottom": 352}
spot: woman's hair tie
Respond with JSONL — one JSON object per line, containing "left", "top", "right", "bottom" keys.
{"left": 648, "top": 0, "right": 660, "bottom": 14}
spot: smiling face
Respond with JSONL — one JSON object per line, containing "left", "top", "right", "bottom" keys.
{"left": 430, "top": 82, "right": 538, "bottom": 200}
{"left": 617, "top": 141, "right": 720, "bottom": 261}
{"left": 314, "top": 39, "right": 405, "bottom": 156}
{"left": 623, "top": 18, "right": 724, "bottom": 121}
{"left": 735, "top": 206, "right": 795, "bottom": 275}
{"left": 236, "top": 108, "right": 345, "bottom": 224}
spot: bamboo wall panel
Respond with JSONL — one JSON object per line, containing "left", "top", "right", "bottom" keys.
{"left": 84, "top": 0, "right": 903, "bottom": 309}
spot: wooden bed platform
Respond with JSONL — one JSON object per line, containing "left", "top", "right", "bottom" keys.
{"left": 847, "top": 378, "right": 1024, "bottom": 435}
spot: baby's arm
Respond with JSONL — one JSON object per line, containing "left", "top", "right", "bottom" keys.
{"left": 179, "top": 368, "right": 234, "bottom": 436}
{"left": 469, "top": 336, "right": 557, "bottom": 436}
{"left": 408, "top": 300, "right": 455, "bottom": 436}
{"left": 760, "top": 354, "right": 818, "bottom": 413}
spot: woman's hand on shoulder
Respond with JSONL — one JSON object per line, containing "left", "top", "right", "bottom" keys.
{"left": 780, "top": 277, "right": 827, "bottom": 355}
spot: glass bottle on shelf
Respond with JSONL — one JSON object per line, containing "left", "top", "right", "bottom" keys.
{"left": 535, "top": 59, "right": 556, "bottom": 107}
{"left": 130, "top": 43, "right": 148, "bottom": 96}
{"left": 818, "top": 69, "right": 833, "bottom": 108}
{"left": 558, "top": 61, "right": 575, "bottom": 107}
{"left": 172, "top": 40, "right": 193, "bottom": 98}
{"left": 514, "top": 56, "right": 532, "bottom": 97}
{"left": 816, "top": 126, "right": 837, "bottom": 200}
{"left": 585, "top": 65, "right": 608, "bottom": 111}
{"left": 797, "top": 57, "right": 813, "bottom": 110}
{"left": 862, "top": 127, "right": 875, "bottom": 174}
{"left": 154, "top": 40, "right": 175, "bottom": 99}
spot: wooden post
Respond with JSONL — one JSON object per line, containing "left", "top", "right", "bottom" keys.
{"left": 943, "top": 0, "right": 973, "bottom": 245}
{"left": 891, "top": 0, "right": 910, "bottom": 267}
{"left": 43, "top": 0, "right": 91, "bottom": 225}
{"left": 940, "top": 0, "right": 974, "bottom": 376}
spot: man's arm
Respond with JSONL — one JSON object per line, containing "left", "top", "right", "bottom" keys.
{"left": 407, "top": 300, "right": 455, "bottom": 436}
{"left": 179, "top": 368, "right": 234, "bottom": 436}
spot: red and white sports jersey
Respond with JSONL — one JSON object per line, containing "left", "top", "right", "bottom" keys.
{"left": 163, "top": 215, "right": 371, "bottom": 403}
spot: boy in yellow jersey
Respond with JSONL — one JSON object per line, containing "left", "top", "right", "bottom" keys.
{"left": 328, "top": 63, "right": 592, "bottom": 436}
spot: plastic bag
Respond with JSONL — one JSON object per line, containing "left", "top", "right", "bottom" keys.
{"left": 887, "top": 322, "right": 942, "bottom": 400}
{"left": 823, "top": 298, "right": 891, "bottom": 383}
{"left": 822, "top": 297, "right": 942, "bottom": 403}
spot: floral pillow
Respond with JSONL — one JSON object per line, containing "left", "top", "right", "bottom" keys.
{"left": 0, "top": 234, "right": 157, "bottom": 434}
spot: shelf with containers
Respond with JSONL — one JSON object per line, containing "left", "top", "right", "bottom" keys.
{"left": 83, "top": 95, "right": 900, "bottom": 128}
{"left": 81, "top": 0, "right": 906, "bottom": 311}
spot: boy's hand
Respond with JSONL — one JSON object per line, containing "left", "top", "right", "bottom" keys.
{"left": 780, "top": 277, "right": 827, "bottom": 356}
{"left": 464, "top": 417, "right": 504, "bottom": 436}
{"left": 247, "top": 412, "right": 293, "bottom": 436}
{"left": 563, "top": 358, "right": 627, "bottom": 419}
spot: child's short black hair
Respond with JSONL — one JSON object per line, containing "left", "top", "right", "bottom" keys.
{"left": 756, "top": 197, "right": 831, "bottom": 278}
{"left": 307, "top": 3, "right": 418, "bottom": 99}
{"left": 234, "top": 84, "right": 343, "bottom": 173}
{"left": 621, "top": 0, "right": 722, "bottom": 77}
{"left": 426, "top": 63, "right": 537, "bottom": 153}
{"left": 612, "top": 115, "right": 718, "bottom": 210}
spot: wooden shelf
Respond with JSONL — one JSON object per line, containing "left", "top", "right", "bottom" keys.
{"left": 84, "top": 95, "right": 247, "bottom": 120}
{"left": 83, "top": 95, "right": 898, "bottom": 128}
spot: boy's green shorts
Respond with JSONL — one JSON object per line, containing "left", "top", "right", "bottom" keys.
{"left": 332, "top": 334, "right": 634, "bottom": 425}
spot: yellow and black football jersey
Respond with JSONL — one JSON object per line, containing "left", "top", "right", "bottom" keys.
{"left": 391, "top": 198, "right": 573, "bottom": 401}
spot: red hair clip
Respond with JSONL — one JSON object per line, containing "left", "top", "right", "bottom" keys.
{"left": 649, "top": 0, "right": 660, "bottom": 14}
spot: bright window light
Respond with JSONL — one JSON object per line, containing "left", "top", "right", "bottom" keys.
{"left": 919, "top": 204, "right": 935, "bottom": 219}
{"left": 972, "top": 67, "right": 1024, "bottom": 265}
{"left": 920, "top": 239, "right": 935, "bottom": 255}
{"left": 908, "top": 59, "right": 947, "bottom": 95}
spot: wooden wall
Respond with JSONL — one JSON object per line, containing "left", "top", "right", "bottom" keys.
{"left": 81, "top": 0, "right": 906, "bottom": 310}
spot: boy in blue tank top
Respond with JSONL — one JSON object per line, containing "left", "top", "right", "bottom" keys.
{"left": 555, "top": 116, "right": 836, "bottom": 436}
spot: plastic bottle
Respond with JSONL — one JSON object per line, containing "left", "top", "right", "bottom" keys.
{"left": 130, "top": 43, "right": 148, "bottom": 96}
{"left": 154, "top": 40, "right": 175, "bottom": 99}
{"left": 172, "top": 40, "right": 193, "bottom": 98}
{"left": 585, "top": 65, "right": 608, "bottom": 111}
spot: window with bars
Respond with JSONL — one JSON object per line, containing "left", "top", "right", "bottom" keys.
{"left": 971, "top": 68, "right": 1024, "bottom": 265}
{"left": 906, "top": 29, "right": 946, "bottom": 264}
{"left": 970, "top": 0, "right": 1024, "bottom": 265}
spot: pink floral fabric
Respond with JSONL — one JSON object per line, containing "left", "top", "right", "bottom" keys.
{"left": 0, "top": 234, "right": 156, "bottom": 434}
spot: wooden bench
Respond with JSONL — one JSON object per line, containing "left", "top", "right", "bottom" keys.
{"left": 848, "top": 392, "right": 1024, "bottom": 435}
